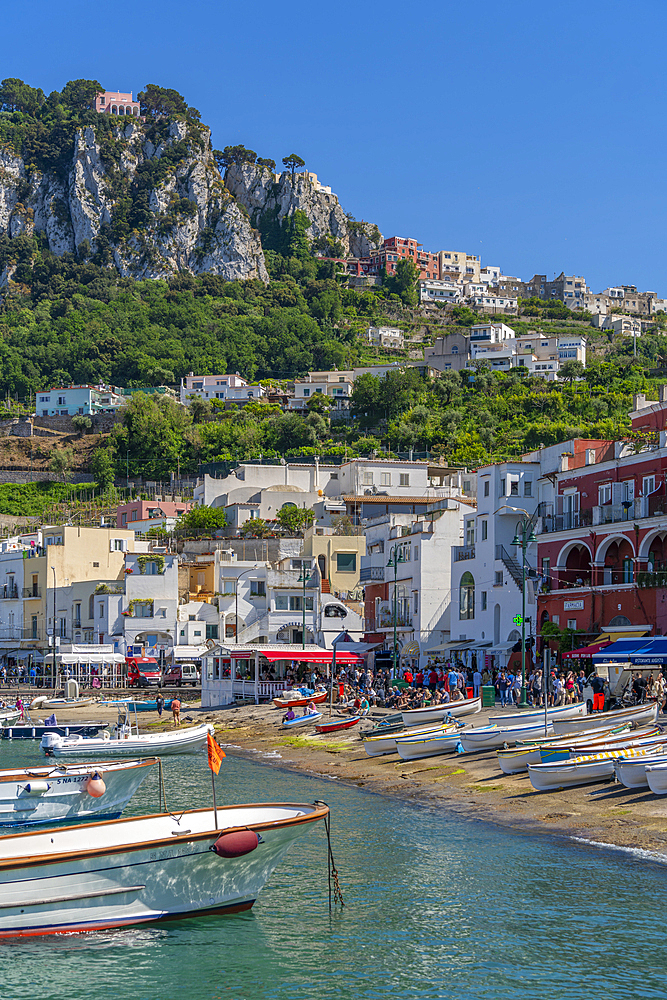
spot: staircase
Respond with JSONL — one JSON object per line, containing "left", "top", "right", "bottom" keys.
{"left": 321, "top": 579, "right": 331, "bottom": 594}
{"left": 495, "top": 544, "right": 524, "bottom": 590}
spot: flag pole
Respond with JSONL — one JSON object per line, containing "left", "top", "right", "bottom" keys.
{"left": 212, "top": 769, "right": 218, "bottom": 830}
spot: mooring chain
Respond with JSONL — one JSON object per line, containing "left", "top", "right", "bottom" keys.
{"left": 314, "top": 801, "right": 345, "bottom": 910}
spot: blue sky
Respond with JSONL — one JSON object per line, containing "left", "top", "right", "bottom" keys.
{"left": 5, "top": 0, "right": 667, "bottom": 293}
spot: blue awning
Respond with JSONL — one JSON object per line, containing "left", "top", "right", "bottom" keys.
{"left": 629, "top": 638, "right": 667, "bottom": 665}
{"left": 592, "top": 638, "right": 651, "bottom": 662}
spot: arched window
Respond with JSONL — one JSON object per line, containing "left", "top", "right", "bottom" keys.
{"left": 609, "top": 614, "right": 631, "bottom": 627}
{"left": 133, "top": 107, "right": 139, "bottom": 116}
{"left": 111, "top": 105, "right": 117, "bottom": 114}
{"left": 88, "top": 594, "right": 95, "bottom": 620}
{"left": 459, "top": 572, "right": 475, "bottom": 620}
{"left": 452, "top": 345, "right": 459, "bottom": 354}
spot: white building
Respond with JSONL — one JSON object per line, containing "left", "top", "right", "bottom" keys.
{"left": 122, "top": 551, "right": 179, "bottom": 662}
{"left": 35, "top": 384, "right": 127, "bottom": 417}
{"left": 469, "top": 293, "right": 518, "bottom": 312}
{"left": 449, "top": 461, "right": 540, "bottom": 673}
{"left": 419, "top": 280, "right": 462, "bottom": 304}
{"left": 366, "top": 326, "right": 404, "bottom": 348}
{"left": 180, "top": 373, "right": 265, "bottom": 405}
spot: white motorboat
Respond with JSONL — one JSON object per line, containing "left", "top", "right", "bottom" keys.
{"left": 42, "top": 716, "right": 213, "bottom": 757}
{"left": 0, "top": 709, "right": 21, "bottom": 726}
{"left": 401, "top": 696, "right": 481, "bottom": 727}
{"left": 459, "top": 720, "right": 554, "bottom": 752}
{"left": 528, "top": 740, "right": 667, "bottom": 791}
{"left": 0, "top": 800, "right": 328, "bottom": 937}
{"left": 489, "top": 702, "right": 586, "bottom": 726}
{"left": 646, "top": 763, "right": 667, "bottom": 795}
{"left": 551, "top": 701, "right": 658, "bottom": 736}
{"left": 395, "top": 725, "right": 463, "bottom": 761}
{"left": 0, "top": 758, "right": 157, "bottom": 827}
{"left": 614, "top": 754, "right": 667, "bottom": 790}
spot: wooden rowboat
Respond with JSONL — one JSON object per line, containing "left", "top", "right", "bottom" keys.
{"left": 273, "top": 692, "right": 327, "bottom": 709}
{"left": 315, "top": 716, "right": 361, "bottom": 734}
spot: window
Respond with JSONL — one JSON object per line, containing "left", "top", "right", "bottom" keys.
{"left": 134, "top": 601, "right": 153, "bottom": 618}
{"left": 643, "top": 476, "right": 656, "bottom": 496}
{"left": 567, "top": 619, "right": 577, "bottom": 630}
{"left": 500, "top": 479, "right": 505, "bottom": 496}
{"left": 380, "top": 473, "right": 391, "bottom": 486}
{"left": 143, "top": 561, "right": 159, "bottom": 575}
{"left": 481, "top": 520, "right": 488, "bottom": 541}
{"left": 598, "top": 483, "right": 612, "bottom": 505}
{"left": 158, "top": 608, "right": 167, "bottom": 618}
{"left": 463, "top": 480, "right": 470, "bottom": 493}
{"left": 336, "top": 552, "right": 356, "bottom": 573}
{"left": 250, "top": 580, "right": 266, "bottom": 597}
{"left": 459, "top": 572, "right": 475, "bottom": 620}
{"left": 481, "top": 591, "right": 487, "bottom": 611}
{"left": 303, "top": 389, "right": 310, "bottom": 397}
{"left": 465, "top": 519, "right": 475, "bottom": 546}
{"left": 206, "top": 624, "right": 219, "bottom": 640}
{"left": 89, "top": 595, "right": 95, "bottom": 620}
{"left": 74, "top": 604, "right": 81, "bottom": 627}
{"left": 180, "top": 629, "right": 185, "bottom": 637}
{"left": 363, "top": 472, "right": 373, "bottom": 486}
{"left": 221, "top": 580, "right": 236, "bottom": 595}
{"left": 451, "top": 345, "right": 459, "bottom": 354}
{"left": 399, "top": 474, "right": 410, "bottom": 487}
{"left": 57, "top": 396, "right": 66, "bottom": 406}
{"left": 524, "top": 480, "right": 532, "bottom": 497}
{"left": 31, "top": 615, "right": 38, "bottom": 639}
{"left": 275, "top": 595, "right": 288, "bottom": 610}
{"left": 112, "top": 539, "right": 126, "bottom": 551}
{"left": 194, "top": 630, "right": 202, "bottom": 637}
{"left": 121, "top": 513, "right": 127, "bottom": 525}
{"left": 623, "top": 557, "right": 633, "bottom": 584}
{"left": 131, "top": 510, "right": 138, "bottom": 521}
{"left": 59, "top": 617, "right": 66, "bottom": 638}
{"left": 98, "top": 602, "right": 104, "bottom": 619}
{"left": 484, "top": 481, "right": 490, "bottom": 497}
{"left": 510, "top": 480, "right": 519, "bottom": 496}
{"left": 413, "top": 593, "right": 419, "bottom": 614}
{"left": 495, "top": 571, "right": 503, "bottom": 586}
{"left": 413, "top": 545, "right": 418, "bottom": 561}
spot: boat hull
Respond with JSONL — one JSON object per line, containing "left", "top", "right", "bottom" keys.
{"left": 281, "top": 712, "right": 322, "bottom": 728}
{"left": 646, "top": 763, "right": 667, "bottom": 795}
{"left": 0, "top": 802, "right": 327, "bottom": 937}
{"left": 3, "top": 722, "right": 107, "bottom": 740}
{"left": 489, "top": 702, "right": 585, "bottom": 725}
{"left": 395, "top": 730, "right": 462, "bottom": 761}
{"left": 315, "top": 716, "right": 360, "bottom": 734}
{"left": 460, "top": 721, "right": 553, "bottom": 752}
{"left": 42, "top": 723, "right": 214, "bottom": 758}
{"left": 614, "top": 755, "right": 667, "bottom": 789}
{"left": 552, "top": 702, "right": 658, "bottom": 736}
{"left": 0, "top": 758, "right": 157, "bottom": 827}
{"left": 401, "top": 696, "right": 481, "bottom": 727}
{"left": 528, "top": 759, "right": 616, "bottom": 791}
{"left": 273, "top": 692, "right": 327, "bottom": 709}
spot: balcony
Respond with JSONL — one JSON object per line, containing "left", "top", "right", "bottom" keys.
{"left": 541, "top": 509, "right": 593, "bottom": 532}
{"left": 359, "top": 566, "right": 384, "bottom": 583}
{"left": 0, "top": 585, "right": 19, "bottom": 600}
{"left": 593, "top": 502, "right": 636, "bottom": 526}
{"left": 22, "top": 587, "right": 41, "bottom": 599}
{"left": 454, "top": 544, "right": 475, "bottom": 561}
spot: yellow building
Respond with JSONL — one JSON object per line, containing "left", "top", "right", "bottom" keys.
{"left": 303, "top": 525, "right": 366, "bottom": 596}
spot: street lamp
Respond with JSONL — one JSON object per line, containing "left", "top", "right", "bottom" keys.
{"left": 510, "top": 517, "right": 537, "bottom": 710}
{"left": 386, "top": 543, "right": 405, "bottom": 678}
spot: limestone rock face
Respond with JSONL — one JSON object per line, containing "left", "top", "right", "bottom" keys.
{"left": 225, "top": 163, "right": 382, "bottom": 257}
{"left": 0, "top": 119, "right": 267, "bottom": 283}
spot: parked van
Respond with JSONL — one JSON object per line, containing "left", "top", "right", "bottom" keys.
{"left": 126, "top": 656, "right": 161, "bottom": 688}
{"left": 162, "top": 662, "right": 200, "bottom": 687}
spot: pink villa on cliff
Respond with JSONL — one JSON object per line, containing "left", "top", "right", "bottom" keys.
{"left": 94, "top": 91, "right": 141, "bottom": 117}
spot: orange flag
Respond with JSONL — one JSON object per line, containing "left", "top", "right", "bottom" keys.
{"left": 207, "top": 731, "right": 226, "bottom": 775}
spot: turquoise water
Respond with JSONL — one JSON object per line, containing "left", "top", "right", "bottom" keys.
{"left": 0, "top": 742, "right": 664, "bottom": 1000}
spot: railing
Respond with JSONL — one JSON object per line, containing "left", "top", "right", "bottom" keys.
{"left": 22, "top": 587, "right": 41, "bottom": 598}
{"left": 454, "top": 544, "right": 475, "bottom": 561}
{"left": 638, "top": 571, "right": 667, "bottom": 588}
{"left": 0, "top": 586, "right": 19, "bottom": 600}
{"left": 593, "top": 503, "right": 636, "bottom": 526}
{"left": 495, "top": 545, "right": 524, "bottom": 590}
{"left": 541, "top": 509, "right": 593, "bottom": 531}
{"left": 359, "top": 565, "right": 384, "bottom": 582}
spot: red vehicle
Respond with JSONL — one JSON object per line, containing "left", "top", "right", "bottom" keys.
{"left": 126, "top": 656, "right": 161, "bottom": 688}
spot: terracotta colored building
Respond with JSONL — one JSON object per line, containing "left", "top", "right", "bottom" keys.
{"left": 94, "top": 91, "right": 141, "bottom": 117}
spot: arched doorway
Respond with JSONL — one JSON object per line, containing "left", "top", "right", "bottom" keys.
{"left": 459, "top": 572, "right": 474, "bottom": 620}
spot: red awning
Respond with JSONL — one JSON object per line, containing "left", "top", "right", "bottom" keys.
{"left": 229, "top": 649, "right": 363, "bottom": 664}
{"left": 562, "top": 641, "right": 610, "bottom": 660}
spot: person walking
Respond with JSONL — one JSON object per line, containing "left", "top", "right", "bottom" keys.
{"left": 472, "top": 667, "right": 482, "bottom": 698}
{"left": 156, "top": 693, "right": 165, "bottom": 718}
{"left": 171, "top": 696, "right": 181, "bottom": 726}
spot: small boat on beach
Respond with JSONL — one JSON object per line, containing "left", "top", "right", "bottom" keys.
{"left": 41, "top": 706, "right": 213, "bottom": 758}
{"left": 528, "top": 737, "right": 667, "bottom": 791}
{"left": 395, "top": 724, "right": 462, "bottom": 761}
{"left": 645, "top": 762, "right": 667, "bottom": 795}
{"left": 401, "top": 696, "right": 481, "bottom": 727}
{"left": 614, "top": 753, "right": 667, "bottom": 789}
{"left": 362, "top": 719, "right": 465, "bottom": 757}
{"left": 0, "top": 758, "right": 157, "bottom": 827}
{"left": 282, "top": 712, "right": 323, "bottom": 728}
{"left": 31, "top": 697, "right": 95, "bottom": 710}
{"left": 315, "top": 716, "right": 360, "bottom": 734}
{"left": 460, "top": 720, "right": 554, "bottom": 752}
{"left": 273, "top": 691, "right": 327, "bottom": 709}
{"left": 489, "top": 702, "right": 586, "bottom": 725}
{"left": 551, "top": 701, "right": 658, "bottom": 736}
{"left": 496, "top": 723, "right": 639, "bottom": 774}
{"left": 0, "top": 800, "right": 328, "bottom": 937}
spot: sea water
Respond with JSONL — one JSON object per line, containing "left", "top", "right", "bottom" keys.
{"left": 0, "top": 742, "right": 664, "bottom": 1000}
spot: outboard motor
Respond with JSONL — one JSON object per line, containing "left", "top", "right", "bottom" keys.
{"left": 40, "top": 732, "right": 61, "bottom": 752}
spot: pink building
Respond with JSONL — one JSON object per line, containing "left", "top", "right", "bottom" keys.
{"left": 117, "top": 500, "right": 192, "bottom": 531}
{"left": 94, "top": 91, "right": 141, "bottom": 117}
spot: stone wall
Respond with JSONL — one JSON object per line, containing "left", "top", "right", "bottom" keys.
{"left": 0, "top": 470, "right": 95, "bottom": 484}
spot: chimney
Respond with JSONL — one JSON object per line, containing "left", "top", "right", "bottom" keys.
{"left": 660, "top": 386, "right": 667, "bottom": 403}
{"left": 633, "top": 393, "right": 647, "bottom": 411}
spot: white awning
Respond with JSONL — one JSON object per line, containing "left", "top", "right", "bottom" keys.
{"left": 173, "top": 645, "right": 208, "bottom": 659}
{"left": 59, "top": 653, "right": 125, "bottom": 664}
{"left": 489, "top": 642, "right": 515, "bottom": 653}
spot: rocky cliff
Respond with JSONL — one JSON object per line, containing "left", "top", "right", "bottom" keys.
{"left": 0, "top": 119, "right": 267, "bottom": 283}
{"left": 225, "top": 163, "right": 382, "bottom": 258}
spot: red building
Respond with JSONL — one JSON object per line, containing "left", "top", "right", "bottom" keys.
{"left": 93, "top": 91, "right": 141, "bottom": 117}
{"left": 363, "top": 237, "right": 440, "bottom": 280}
{"left": 537, "top": 429, "right": 667, "bottom": 639}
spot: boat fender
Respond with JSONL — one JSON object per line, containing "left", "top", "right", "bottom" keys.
{"left": 456, "top": 741, "right": 464, "bottom": 754}
{"left": 24, "top": 780, "right": 49, "bottom": 795}
{"left": 210, "top": 829, "right": 261, "bottom": 858}
{"left": 86, "top": 771, "right": 106, "bottom": 797}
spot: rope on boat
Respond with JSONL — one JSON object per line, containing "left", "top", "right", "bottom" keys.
{"left": 159, "top": 758, "right": 169, "bottom": 813}
{"left": 314, "top": 800, "right": 344, "bottom": 911}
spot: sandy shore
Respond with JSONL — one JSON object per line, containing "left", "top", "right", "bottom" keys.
{"left": 18, "top": 694, "right": 667, "bottom": 855}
